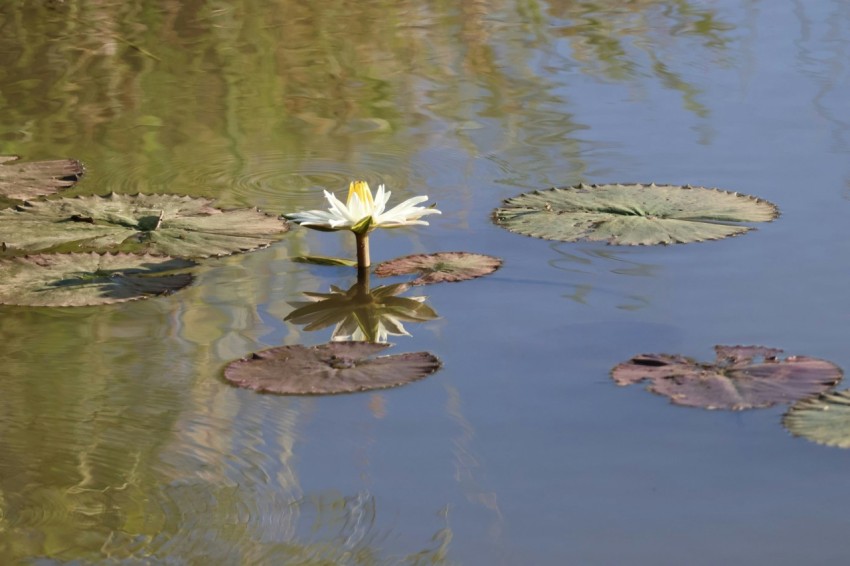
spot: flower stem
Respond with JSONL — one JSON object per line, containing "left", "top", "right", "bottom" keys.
{"left": 356, "top": 266, "right": 370, "bottom": 293}
{"left": 355, "top": 231, "right": 371, "bottom": 272}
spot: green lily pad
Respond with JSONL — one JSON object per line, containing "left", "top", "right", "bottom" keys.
{"left": 224, "top": 341, "right": 442, "bottom": 395}
{"left": 0, "top": 155, "right": 84, "bottom": 201}
{"left": 783, "top": 390, "right": 850, "bottom": 448}
{"left": 0, "top": 192, "right": 288, "bottom": 258}
{"left": 292, "top": 255, "right": 358, "bottom": 267}
{"left": 374, "top": 252, "right": 502, "bottom": 285}
{"left": 0, "top": 252, "right": 196, "bottom": 306}
{"left": 611, "top": 345, "right": 841, "bottom": 410}
{"left": 494, "top": 183, "right": 778, "bottom": 245}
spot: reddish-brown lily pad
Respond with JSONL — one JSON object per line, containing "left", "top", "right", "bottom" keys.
{"left": 0, "top": 155, "right": 84, "bottom": 201}
{"left": 611, "top": 345, "right": 842, "bottom": 410}
{"left": 374, "top": 252, "right": 502, "bottom": 285}
{"left": 224, "top": 341, "right": 442, "bottom": 395}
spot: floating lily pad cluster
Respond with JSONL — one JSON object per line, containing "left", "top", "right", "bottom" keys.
{"left": 0, "top": 156, "right": 288, "bottom": 306}
{"left": 232, "top": 180, "right": 789, "bottom": 396}
{"left": 6, "top": 165, "right": 839, "bottom": 410}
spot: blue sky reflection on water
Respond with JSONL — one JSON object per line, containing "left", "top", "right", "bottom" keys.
{"left": 2, "top": 0, "right": 850, "bottom": 563}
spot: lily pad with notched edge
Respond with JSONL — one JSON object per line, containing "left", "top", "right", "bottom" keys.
{"left": 494, "top": 183, "right": 778, "bottom": 245}
{"left": 611, "top": 345, "right": 842, "bottom": 410}
{"left": 0, "top": 155, "right": 84, "bottom": 201}
{"left": 783, "top": 390, "right": 850, "bottom": 448}
{"left": 224, "top": 341, "right": 442, "bottom": 395}
{"left": 0, "top": 252, "right": 196, "bottom": 306}
{"left": 374, "top": 252, "right": 502, "bottom": 285}
{"left": 0, "top": 192, "right": 288, "bottom": 258}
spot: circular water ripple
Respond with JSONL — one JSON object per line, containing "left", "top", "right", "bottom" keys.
{"left": 88, "top": 148, "right": 417, "bottom": 215}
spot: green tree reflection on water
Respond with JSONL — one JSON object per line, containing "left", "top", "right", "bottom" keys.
{"left": 0, "top": 0, "right": 736, "bottom": 561}
{"left": 0, "top": 0, "right": 732, "bottom": 202}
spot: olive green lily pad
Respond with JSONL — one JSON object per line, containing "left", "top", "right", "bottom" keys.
{"left": 292, "top": 255, "right": 358, "bottom": 267}
{"left": 374, "top": 252, "right": 503, "bottom": 285}
{"left": 0, "top": 155, "right": 84, "bottom": 201}
{"left": 0, "top": 192, "right": 288, "bottom": 258}
{"left": 611, "top": 345, "right": 841, "bottom": 410}
{"left": 783, "top": 390, "right": 850, "bottom": 448}
{"left": 224, "top": 341, "right": 442, "bottom": 395}
{"left": 494, "top": 183, "right": 778, "bottom": 245}
{"left": 0, "top": 252, "right": 196, "bottom": 306}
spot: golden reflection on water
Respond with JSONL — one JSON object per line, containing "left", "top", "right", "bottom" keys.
{"left": 285, "top": 270, "right": 439, "bottom": 343}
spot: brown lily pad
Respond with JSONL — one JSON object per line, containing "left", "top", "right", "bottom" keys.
{"left": 0, "top": 192, "right": 288, "bottom": 258}
{"left": 0, "top": 252, "right": 196, "bottom": 306}
{"left": 374, "top": 252, "right": 502, "bottom": 285}
{"left": 611, "top": 345, "right": 842, "bottom": 410}
{"left": 0, "top": 155, "right": 84, "bottom": 201}
{"left": 224, "top": 341, "right": 442, "bottom": 395}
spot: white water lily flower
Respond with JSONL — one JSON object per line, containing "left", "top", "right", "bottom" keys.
{"left": 285, "top": 181, "right": 441, "bottom": 232}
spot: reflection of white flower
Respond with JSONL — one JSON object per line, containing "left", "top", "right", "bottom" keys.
{"left": 333, "top": 315, "right": 409, "bottom": 344}
{"left": 331, "top": 295, "right": 428, "bottom": 343}
{"left": 285, "top": 181, "right": 441, "bottom": 232}
{"left": 285, "top": 282, "right": 437, "bottom": 343}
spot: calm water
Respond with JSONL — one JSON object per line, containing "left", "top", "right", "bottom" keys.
{"left": 2, "top": 0, "right": 850, "bottom": 563}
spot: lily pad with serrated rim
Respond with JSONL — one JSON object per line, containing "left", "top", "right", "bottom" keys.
{"left": 783, "top": 390, "right": 850, "bottom": 449}
{"left": 0, "top": 252, "right": 196, "bottom": 306}
{"left": 374, "top": 252, "right": 503, "bottom": 286}
{"left": 0, "top": 192, "right": 288, "bottom": 258}
{"left": 224, "top": 341, "right": 442, "bottom": 395}
{"left": 494, "top": 183, "right": 778, "bottom": 245}
{"left": 611, "top": 345, "right": 842, "bottom": 410}
{"left": 0, "top": 155, "right": 84, "bottom": 201}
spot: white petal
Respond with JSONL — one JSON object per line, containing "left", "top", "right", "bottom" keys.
{"left": 379, "top": 316, "right": 410, "bottom": 337}
{"left": 286, "top": 210, "right": 338, "bottom": 225}
{"left": 372, "top": 185, "right": 391, "bottom": 216}
{"left": 324, "top": 190, "right": 356, "bottom": 223}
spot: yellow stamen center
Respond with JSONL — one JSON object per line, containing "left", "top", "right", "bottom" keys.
{"left": 347, "top": 181, "right": 374, "bottom": 208}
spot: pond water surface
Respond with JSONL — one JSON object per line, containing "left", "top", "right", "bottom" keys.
{"left": 2, "top": 1, "right": 850, "bottom": 564}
